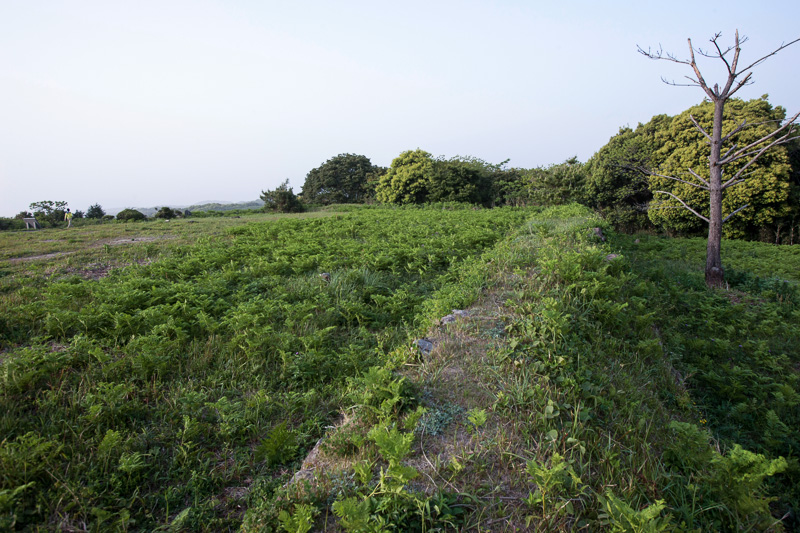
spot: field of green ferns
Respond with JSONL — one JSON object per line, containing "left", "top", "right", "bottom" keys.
{"left": 1, "top": 205, "right": 799, "bottom": 531}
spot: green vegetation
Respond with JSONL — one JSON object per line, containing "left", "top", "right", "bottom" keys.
{"left": 1, "top": 205, "right": 798, "bottom": 530}
{"left": 376, "top": 149, "right": 435, "bottom": 205}
{"left": 648, "top": 98, "right": 794, "bottom": 239}
{"left": 86, "top": 204, "right": 106, "bottom": 220}
{"left": 301, "top": 153, "right": 385, "bottom": 205}
{"left": 116, "top": 208, "right": 146, "bottom": 222}
{"left": 587, "top": 97, "right": 799, "bottom": 242}
{"left": 154, "top": 206, "right": 182, "bottom": 219}
{"left": 186, "top": 200, "right": 265, "bottom": 213}
{"left": 0, "top": 205, "right": 530, "bottom": 531}
{"left": 261, "top": 179, "right": 304, "bottom": 213}
{"left": 237, "top": 204, "right": 798, "bottom": 531}
{"left": 27, "top": 200, "right": 69, "bottom": 228}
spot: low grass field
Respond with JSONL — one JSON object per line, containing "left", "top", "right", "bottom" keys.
{"left": 1, "top": 205, "right": 799, "bottom": 531}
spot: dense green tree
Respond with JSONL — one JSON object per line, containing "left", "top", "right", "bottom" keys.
{"left": 375, "top": 149, "right": 435, "bottom": 204}
{"left": 154, "top": 206, "right": 181, "bottom": 219}
{"left": 73, "top": 210, "right": 84, "bottom": 219}
{"left": 376, "top": 151, "right": 514, "bottom": 206}
{"left": 647, "top": 97, "right": 794, "bottom": 240}
{"left": 86, "top": 204, "right": 106, "bottom": 219}
{"left": 522, "top": 157, "right": 587, "bottom": 207}
{"left": 301, "top": 154, "right": 381, "bottom": 204}
{"left": 488, "top": 168, "right": 528, "bottom": 206}
{"left": 0, "top": 217, "right": 25, "bottom": 230}
{"left": 29, "top": 200, "right": 68, "bottom": 226}
{"left": 261, "top": 179, "right": 304, "bottom": 213}
{"left": 641, "top": 31, "right": 799, "bottom": 287}
{"left": 779, "top": 138, "right": 800, "bottom": 244}
{"left": 585, "top": 117, "right": 669, "bottom": 231}
{"left": 428, "top": 156, "right": 494, "bottom": 205}
{"left": 116, "top": 209, "right": 146, "bottom": 221}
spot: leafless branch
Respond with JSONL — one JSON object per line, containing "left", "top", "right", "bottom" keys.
{"left": 637, "top": 45, "right": 692, "bottom": 66}
{"left": 710, "top": 33, "right": 735, "bottom": 74}
{"left": 660, "top": 76, "right": 701, "bottom": 87}
{"left": 648, "top": 203, "right": 691, "bottom": 212}
{"left": 719, "top": 111, "right": 800, "bottom": 165}
{"left": 720, "top": 170, "right": 757, "bottom": 190}
{"left": 686, "top": 38, "right": 716, "bottom": 99}
{"left": 653, "top": 190, "right": 710, "bottom": 222}
{"left": 737, "top": 36, "right": 800, "bottom": 76}
{"left": 721, "top": 144, "right": 739, "bottom": 161}
{"left": 720, "top": 30, "right": 743, "bottom": 95}
{"left": 721, "top": 178, "right": 746, "bottom": 190}
{"left": 723, "top": 204, "right": 749, "bottom": 223}
{"left": 686, "top": 168, "right": 710, "bottom": 187}
{"left": 724, "top": 132, "right": 797, "bottom": 187}
{"left": 726, "top": 72, "right": 753, "bottom": 99}
{"left": 721, "top": 148, "right": 769, "bottom": 166}
{"left": 721, "top": 120, "right": 748, "bottom": 143}
{"left": 689, "top": 115, "right": 712, "bottom": 142}
{"left": 651, "top": 171, "right": 709, "bottom": 190}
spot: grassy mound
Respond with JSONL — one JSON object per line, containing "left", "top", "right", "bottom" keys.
{"left": 249, "top": 205, "right": 797, "bottom": 531}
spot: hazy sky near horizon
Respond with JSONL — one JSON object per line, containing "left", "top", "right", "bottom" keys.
{"left": 1, "top": 1, "right": 799, "bottom": 217}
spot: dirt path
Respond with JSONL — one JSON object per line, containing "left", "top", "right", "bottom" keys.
{"left": 4, "top": 235, "right": 173, "bottom": 263}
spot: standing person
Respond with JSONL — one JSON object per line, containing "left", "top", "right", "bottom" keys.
{"left": 64, "top": 208, "right": 73, "bottom": 228}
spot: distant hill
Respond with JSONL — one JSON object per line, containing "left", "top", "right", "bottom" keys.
{"left": 186, "top": 200, "right": 264, "bottom": 212}
{"left": 107, "top": 200, "right": 263, "bottom": 217}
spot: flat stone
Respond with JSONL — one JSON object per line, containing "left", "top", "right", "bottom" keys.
{"left": 415, "top": 338, "right": 434, "bottom": 355}
{"left": 590, "top": 227, "right": 606, "bottom": 241}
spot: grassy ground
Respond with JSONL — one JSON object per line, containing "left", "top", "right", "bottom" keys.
{"left": 248, "top": 206, "right": 798, "bottom": 532}
{"left": 0, "top": 206, "right": 532, "bottom": 531}
{"left": 2, "top": 207, "right": 798, "bottom": 531}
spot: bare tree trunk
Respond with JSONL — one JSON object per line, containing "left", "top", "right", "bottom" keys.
{"left": 640, "top": 31, "right": 800, "bottom": 286}
{"left": 705, "top": 99, "right": 726, "bottom": 288}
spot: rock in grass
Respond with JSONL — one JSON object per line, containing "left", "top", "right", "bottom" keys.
{"left": 590, "top": 227, "right": 606, "bottom": 241}
{"left": 415, "top": 338, "right": 434, "bottom": 355}
{"left": 440, "top": 309, "right": 470, "bottom": 325}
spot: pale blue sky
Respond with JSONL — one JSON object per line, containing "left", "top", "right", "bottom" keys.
{"left": 1, "top": 0, "right": 799, "bottom": 216}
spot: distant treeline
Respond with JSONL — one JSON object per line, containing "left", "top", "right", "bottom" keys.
{"left": 5, "top": 97, "right": 798, "bottom": 242}
{"left": 283, "top": 96, "right": 798, "bottom": 243}
{"left": 0, "top": 201, "right": 267, "bottom": 230}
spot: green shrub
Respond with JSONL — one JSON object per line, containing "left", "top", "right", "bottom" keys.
{"left": 115, "top": 209, "right": 146, "bottom": 221}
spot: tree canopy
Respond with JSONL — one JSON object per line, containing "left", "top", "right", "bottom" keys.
{"left": 648, "top": 97, "right": 794, "bottom": 239}
{"left": 375, "top": 149, "right": 435, "bottom": 205}
{"left": 28, "top": 200, "right": 68, "bottom": 226}
{"left": 522, "top": 157, "right": 587, "bottom": 207}
{"left": 586, "top": 97, "right": 798, "bottom": 240}
{"left": 261, "top": 179, "right": 304, "bottom": 213}
{"left": 116, "top": 209, "right": 146, "bottom": 221}
{"left": 301, "top": 154, "right": 383, "bottom": 204}
{"left": 86, "top": 204, "right": 106, "bottom": 219}
{"left": 154, "top": 206, "right": 182, "bottom": 219}
{"left": 585, "top": 116, "right": 668, "bottom": 231}
{"left": 376, "top": 151, "right": 512, "bottom": 206}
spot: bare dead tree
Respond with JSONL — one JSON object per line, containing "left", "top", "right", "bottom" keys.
{"left": 638, "top": 30, "right": 800, "bottom": 288}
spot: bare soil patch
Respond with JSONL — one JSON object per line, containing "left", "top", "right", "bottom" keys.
{"left": 5, "top": 235, "right": 174, "bottom": 263}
